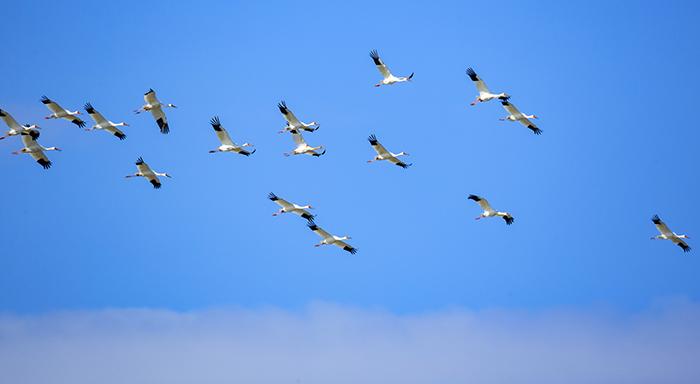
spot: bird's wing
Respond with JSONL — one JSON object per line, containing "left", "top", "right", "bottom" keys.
{"left": 268, "top": 192, "right": 294, "bottom": 210}
{"left": 135, "top": 157, "right": 156, "bottom": 177}
{"left": 210, "top": 116, "right": 233, "bottom": 146}
{"left": 468, "top": 194, "right": 494, "bottom": 211}
{"left": 500, "top": 100, "right": 522, "bottom": 117}
{"left": 149, "top": 106, "right": 169, "bottom": 134}
{"left": 84, "top": 103, "right": 109, "bottom": 125}
{"left": 290, "top": 129, "right": 306, "bottom": 146}
{"left": 517, "top": 118, "right": 542, "bottom": 135}
{"left": 307, "top": 221, "right": 332, "bottom": 240}
{"left": 652, "top": 215, "right": 673, "bottom": 236}
{"left": 367, "top": 134, "right": 390, "bottom": 156}
{"left": 144, "top": 89, "right": 159, "bottom": 105}
{"left": 0, "top": 109, "right": 22, "bottom": 130}
{"left": 466, "top": 68, "right": 490, "bottom": 94}
{"left": 278, "top": 101, "right": 302, "bottom": 126}
{"left": 674, "top": 238, "right": 691, "bottom": 252}
{"left": 370, "top": 50, "right": 392, "bottom": 79}
{"left": 40, "top": 96, "right": 67, "bottom": 114}
{"left": 104, "top": 125, "right": 127, "bottom": 140}
{"left": 388, "top": 157, "right": 412, "bottom": 169}
{"left": 334, "top": 241, "right": 357, "bottom": 254}
{"left": 20, "top": 129, "right": 40, "bottom": 147}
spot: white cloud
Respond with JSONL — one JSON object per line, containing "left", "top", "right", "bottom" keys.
{"left": 1, "top": 301, "right": 699, "bottom": 384}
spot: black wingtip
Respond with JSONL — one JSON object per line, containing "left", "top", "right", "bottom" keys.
{"left": 529, "top": 125, "right": 542, "bottom": 135}
{"left": 115, "top": 132, "right": 126, "bottom": 140}
{"left": 40, "top": 95, "right": 51, "bottom": 104}
{"left": 407, "top": 72, "right": 414, "bottom": 80}
{"left": 398, "top": 162, "right": 412, "bottom": 169}
{"left": 307, "top": 221, "right": 319, "bottom": 231}
{"left": 679, "top": 243, "right": 692, "bottom": 253}
{"left": 504, "top": 216, "right": 515, "bottom": 225}
{"left": 467, "top": 194, "right": 481, "bottom": 201}
{"left": 301, "top": 213, "right": 316, "bottom": 221}
{"left": 135, "top": 156, "right": 144, "bottom": 165}
{"left": 652, "top": 215, "right": 661, "bottom": 224}
{"left": 367, "top": 134, "right": 378, "bottom": 144}
{"left": 151, "top": 180, "right": 162, "bottom": 189}
{"left": 466, "top": 67, "right": 478, "bottom": 81}
{"left": 312, "top": 149, "right": 326, "bottom": 157}
{"left": 72, "top": 119, "right": 86, "bottom": 128}
{"left": 344, "top": 246, "right": 358, "bottom": 255}
{"left": 84, "top": 102, "right": 95, "bottom": 113}
{"left": 37, "top": 159, "right": 52, "bottom": 169}
{"left": 145, "top": 88, "right": 155, "bottom": 95}
{"left": 268, "top": 192, "right": 278, "bottom": 201}
{"left": 210, "top": 116, "right": 221, "bottom": 129}
{"left": 0, "top": 109, "right": 6, "bottom": 117}
{"left": 278, "top": 100, "right": 288, "bottom": 113}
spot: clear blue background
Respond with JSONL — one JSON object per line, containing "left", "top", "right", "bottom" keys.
{"left": 1, "top": 0, "right": 698, "bottom": 313}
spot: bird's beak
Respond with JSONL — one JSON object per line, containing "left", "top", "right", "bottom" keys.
{"left": 124, "top": 123, "right": 130, "bottom": 126}
{"left": 56, "top": 148, "right": 63, "bottom": 151}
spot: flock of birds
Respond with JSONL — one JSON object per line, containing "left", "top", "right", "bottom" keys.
{"left": 1, "top": 50, "right": 691, "bottom": 254}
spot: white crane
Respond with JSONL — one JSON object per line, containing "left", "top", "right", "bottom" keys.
{"left": 84, "top": 103, "right": 128, "bottom": 140}
{"left": 499, "top": 100, "right": 542, "bottom": 135}
{"left": 465, "top": 68, "right": 509, "bottom": 106}
{"left": 370, "top": 49, "right": 414, "bottom": 87}
{"left": 208, "top": 116, "right": 255, "bottom": 156}
{"left": 284, "top": 129, "right": 325, "bottom": 157}
{"left": 468, "top": 194, "right": 514, "bottom": 225}
{"left": 307, "top": 221, "right": 357, "bottom": 254}
{"left": 0, "top": 108, "right": 40, "bottom": 140}
{"left": 651, "top": 215, "right": 691, "bottom": 252}
{"left": 367, "top": 134, "right": 411, "bottom": 168}
{"left": 11, "top": 130, "right": 60, "bottom": 169}
{"left": 125, "top": 157, "right": 171, "bottom": 189}
{"left": 40, "top": 96, "right": 86, "bottom": 127}
{"left": 278, "top": 101, "right": 319, "bottom": 133}
{"left": 268, "top": 193, "right": 315, "bottom": 221}
{"left": 135, "top": 89, "right": 176, "bottom": 134}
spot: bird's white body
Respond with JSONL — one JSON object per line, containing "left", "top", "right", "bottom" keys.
{"left": 84, "top": 103, "right": 128, "bottom": 140}
{"left": 278, "top": 101, "right": 319, "bottom": 133}
{"left": 208, "top": 117, "right": 255, "bottom": 156}
{"left": 125, "top": 157, "right": 171, "bottom": 189}
{"left": 465, "top": 68, "right": 509, "bottom": 106}
{"left": 468, "top": 194, "right": 514, "bottom": 225}
{"left": 40, "top": 96, "right": 86, "bottom": 127}
{"left": 268, "top": 193, "right": 314, "bottom": 221}
{"left": 367, "top": 134, "right": 411, "bottom": 168}
{"left": 12, "top": 130, "right": 60, "bottom": 169}
{"left": 307, "top": 221, "right": 357, "bottom": 254}
{"left": 0, "top": 109, "right": 40, "bottom": 140}
{"left": 136, "top": 89, "right": 176, "bottom": 134}
{"left": 370, "top": 50, "right": 414, "bottom": 87}
{"left": 651, "top": 215, "right": 691, "bottom": 252}
{"left": 285, "top": 129, "right": 325, "bottom": 157}
{"left": 500, "top": 100, "right": 542, "bottom": 135}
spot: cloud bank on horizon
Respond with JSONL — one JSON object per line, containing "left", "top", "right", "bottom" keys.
{"left": 1, "top": 301, "right": 699, "bottom": 384}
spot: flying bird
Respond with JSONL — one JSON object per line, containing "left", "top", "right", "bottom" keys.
{"left": 12, "top": 130, "right": 60, "bottom": 169}
{"left": 84, "top": 103, "right": 128, "bottom": 140}
{"left": 367, "top": 134, "right": 411, "bottom": 168}
{"left": 651, "top": 215, "right": 691, "bottom": 252}
{"left": 499, "top": 100, "right": 542, "bottom": 135}
{"left": 208, "top": 116, "right": 255, "bottom": 156}
{"left": 278, "top": 101, "right": 319, "bottom": 133}
{"left": 0, "top": 109, "right": 40, "bottom": 140}
{"left": 465, "top": 68, "right": 509, "bottom": 106}
{"left": 135, "top": 89, "right": 176, "bottom": 134}
{"left": 468, "top": 194, "right": 514, "bottom": 225}
{"left": 369, "top": 49, "right": 414, "bottom": 87}
{"left": 268, "top": 193, "right": 315, "bottom": 221}
{"left": 40, "top": 96, "right": 85, "bottom": 127}
{"left": 125, "top": 157, "right": 172, "bottom": 189}
{"left": 307, "top": 221, "right": 357, "bottom": 254}
{"left": 284, "top": 129, "right": 325, "bottom": 157}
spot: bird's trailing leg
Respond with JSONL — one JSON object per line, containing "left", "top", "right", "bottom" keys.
{"left": 272, "top": 209, "right": 284, "bottom": 216}
{"left": 374, "top": 83, "right": 382, "bottom": 87}
{"left": 475, "top": 216, "right": 482, "bottom": 220}
{"left": 470, "top": 97, "right": 481, "bottom": 106}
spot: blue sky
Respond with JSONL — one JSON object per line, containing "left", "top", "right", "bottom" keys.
{"left": 1, "top": 0, "right": 699, "bottom": 316}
